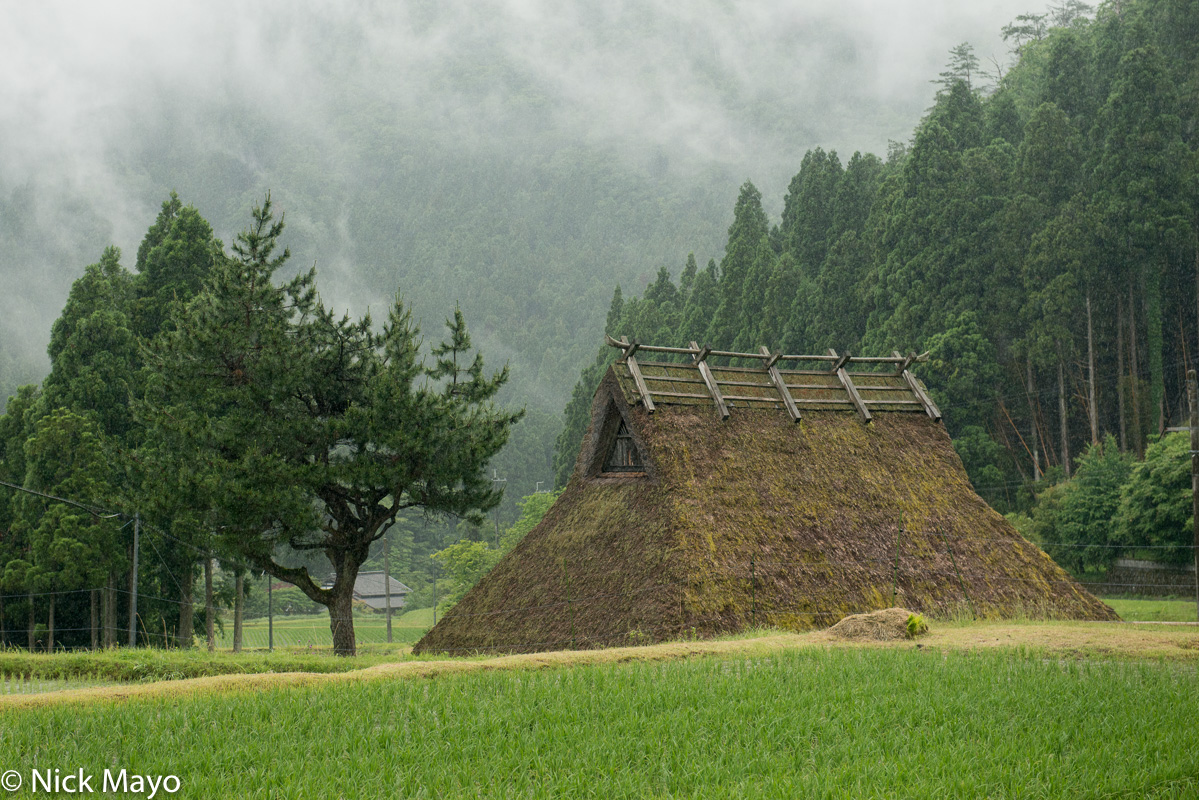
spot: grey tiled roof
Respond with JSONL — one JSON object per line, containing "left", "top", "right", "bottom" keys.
{"left": 352, "top": 571, "right": 412, "bottom": 610}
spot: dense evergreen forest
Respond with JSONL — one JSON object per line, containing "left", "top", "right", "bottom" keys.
{"left": 2, "top": 0, "right": 1198, "bottom": 649}
{"left": 557, "top": 0, "right": 1199, "bottom": 519}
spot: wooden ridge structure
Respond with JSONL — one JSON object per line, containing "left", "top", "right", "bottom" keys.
{"left": 606, "top": 335, "right": 942, "bottom": 424}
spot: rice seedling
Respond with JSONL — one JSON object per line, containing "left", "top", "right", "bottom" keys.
{"left": 1, "top": 647, "right": 1195, "bottom": 798}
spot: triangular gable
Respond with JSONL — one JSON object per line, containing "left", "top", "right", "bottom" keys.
{"left": 581, "top": 380, "right": 653, "bottom": 480}
{"left": 604, "top": 419, "right": 643, "bottom": 472}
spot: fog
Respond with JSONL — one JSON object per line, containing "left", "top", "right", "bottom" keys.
{"left": 1, "top": 0, "right": 1039, "bottom": 407}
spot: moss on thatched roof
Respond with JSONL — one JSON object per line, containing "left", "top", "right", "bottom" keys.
{"left": 415, "top": 359, "right": 1115, "bottom": 655}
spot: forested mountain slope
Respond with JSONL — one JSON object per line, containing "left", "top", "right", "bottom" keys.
{"left": 556, "top": 0, "right": 1199, "bottom": 514}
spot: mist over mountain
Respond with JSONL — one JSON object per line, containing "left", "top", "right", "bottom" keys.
{"left": 1, "top": 0, "right": 1031, "bottom": 416}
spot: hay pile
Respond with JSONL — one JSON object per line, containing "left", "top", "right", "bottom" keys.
{"left": 826, "top": 608, "right": 923, "bottom": 641}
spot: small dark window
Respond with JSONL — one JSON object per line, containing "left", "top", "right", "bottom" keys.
{"left": 604, "top": 420, "right": 643, "bottom": 472}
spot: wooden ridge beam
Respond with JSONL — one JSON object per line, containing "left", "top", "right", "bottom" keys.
{"left": 691, "top": 340, "right": 729, "bottom": 420}
{"left": 621, "top": 336, "right": 654, "bottom": 414}
{"left": 761, "top": 346, "right": 801, "bottom": 423}
{"left": 829, "top": 348, "right": 872, "bottom": 424}
{"left": 605, "top": 334, "right": 928, "bottom": 367}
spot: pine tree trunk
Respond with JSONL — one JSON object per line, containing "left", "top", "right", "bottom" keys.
{"left": 90, "top": 589, "right": 98, "bottom": 650}
{"left": 1087, "top": 291, "right": 1099, "bottom": 444}
{"left": 178, "top": 562, "right": 194, "bottom": 649}
{"left": 205, "top": 558, "right": 215, "bottom": 653}
{"left": 233, "top": 572, "right": 244, "bottom": 653}
{"left": 48, "top": 592, "right": 55, "bottom": 653}
{"left": 329, "top": 585, "right": 357, "bottom": 657}
{"left": 1118, "top": 295, "right": 1127, "bottom": 451}
{"left": 1058, "top": 352, "right": 1071, "bottom": 478}
{"left": 1026, "top": 359, "right": 1041, "bottom": 481}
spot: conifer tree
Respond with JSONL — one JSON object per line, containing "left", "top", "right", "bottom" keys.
{"left": 1093, "top": 45, "right": 1191, "bottom": 433}
{"left": 708, "top": 182, "right": 769, "bottom": 349}
{"left": 142, "top": 196, "right": 521, "bottom": 655}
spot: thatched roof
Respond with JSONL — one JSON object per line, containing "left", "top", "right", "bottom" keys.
{"left": 415, "top": 342, "right": 1116, "bottom": 655}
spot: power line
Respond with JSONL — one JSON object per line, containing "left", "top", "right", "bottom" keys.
{"left": 0, "top": 478, "right": 124, "bottom": 519}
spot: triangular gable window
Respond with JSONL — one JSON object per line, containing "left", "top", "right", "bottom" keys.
{"left": 604, "top": 420, "right": 644, "bottom": 472}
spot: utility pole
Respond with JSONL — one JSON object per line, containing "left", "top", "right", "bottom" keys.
{"left": 491, "top": 469, "right": 507, "bottom": 546}
{"left": 267, "top": 574, "right": 274, "bottom": 651}
{"left": 383, "top": 529, "right": 393, "bottom": 644}
{"left": 1189, "top": 370, "right": 1199, "bottom": 621}
{"left": 128, "top": 512, "right": 139, "bottom": 647}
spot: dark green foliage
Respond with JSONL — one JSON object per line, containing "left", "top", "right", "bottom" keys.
{"left": 552, "top": 0, "right": 1199, "bottom": 570}
{"left": 1114, "top": 434, "right": 1193, "bottom": 565}
{"left": 133, "top": 200, "right": 224, "bottom": 339}
{"left": 679, "top": 259, "right": 720, "bottom": 348}
{"left": 141, "top": 196, "right": 523, "bottom": 654}
{"left": 42, "top": 247, "right": 139, "bottom": 440}
{"left": 14, "top": 410, "right": 123, "bottom": 593}
{"left": 934, "top": 43, "right": 983, "bottom": 93}
{"left": 780, "top": 149, "right": 843, "bottom": 271}
{"left": 433, "top": 490, "right": 560, "bottom": 610}
{"left": 708, "top": 182, "right": 769, "bottom": 349}
{"left": 1032, "top": 436, "right": 1132, "bottom": 572}
{"left": 1020, "top": 103, "right": 1082, "bottom": 207}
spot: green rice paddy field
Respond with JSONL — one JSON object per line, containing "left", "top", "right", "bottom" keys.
{"left": 2, "top": 645, "right": 1197, "bottom": 798}
{"left": 2, "top": 600, "right": 1197, "bottom": 797}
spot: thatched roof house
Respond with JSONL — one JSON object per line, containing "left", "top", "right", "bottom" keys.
{"left": 415, "top": 339, "right": 1116, "bottom": 655}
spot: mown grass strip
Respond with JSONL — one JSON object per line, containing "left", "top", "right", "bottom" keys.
{"left": 2, "top": 620, "right": 1198, "bottom": 710}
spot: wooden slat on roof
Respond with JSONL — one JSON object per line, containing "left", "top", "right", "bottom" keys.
{"left": 607, "top": 337, "right": 938, "bottom": 423}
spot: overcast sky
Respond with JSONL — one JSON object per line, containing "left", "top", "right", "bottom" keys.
{"left": 0, "top": 0, "right": 1046, "bottom": 386}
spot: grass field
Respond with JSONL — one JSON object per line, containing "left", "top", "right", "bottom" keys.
{"left": 209, "top": 598, "right": 1196, "bottom": 650}
{"left": 3, "top": 607, "right": 1197, "bottom": 798}
{"left": 1103, "top": 596, "right": 1197, "bottom": 622}
{"left": 212, "top": 608, "right": 433, "bottom": 649}
{"left": 2, "top": 640, "right": 1197, "bottom": 799}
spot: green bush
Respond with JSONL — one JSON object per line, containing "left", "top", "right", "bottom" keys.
{"left": 905, "top": 614, "right": 929, "bottom": 638}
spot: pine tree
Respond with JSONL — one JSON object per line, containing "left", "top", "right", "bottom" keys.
{"left": 142, "top": 197, "right": 522, "bottom": 655}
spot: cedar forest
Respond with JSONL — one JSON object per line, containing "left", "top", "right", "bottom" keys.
{"left": 1, "top": 0, "right": 1197, "bottom": 652}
